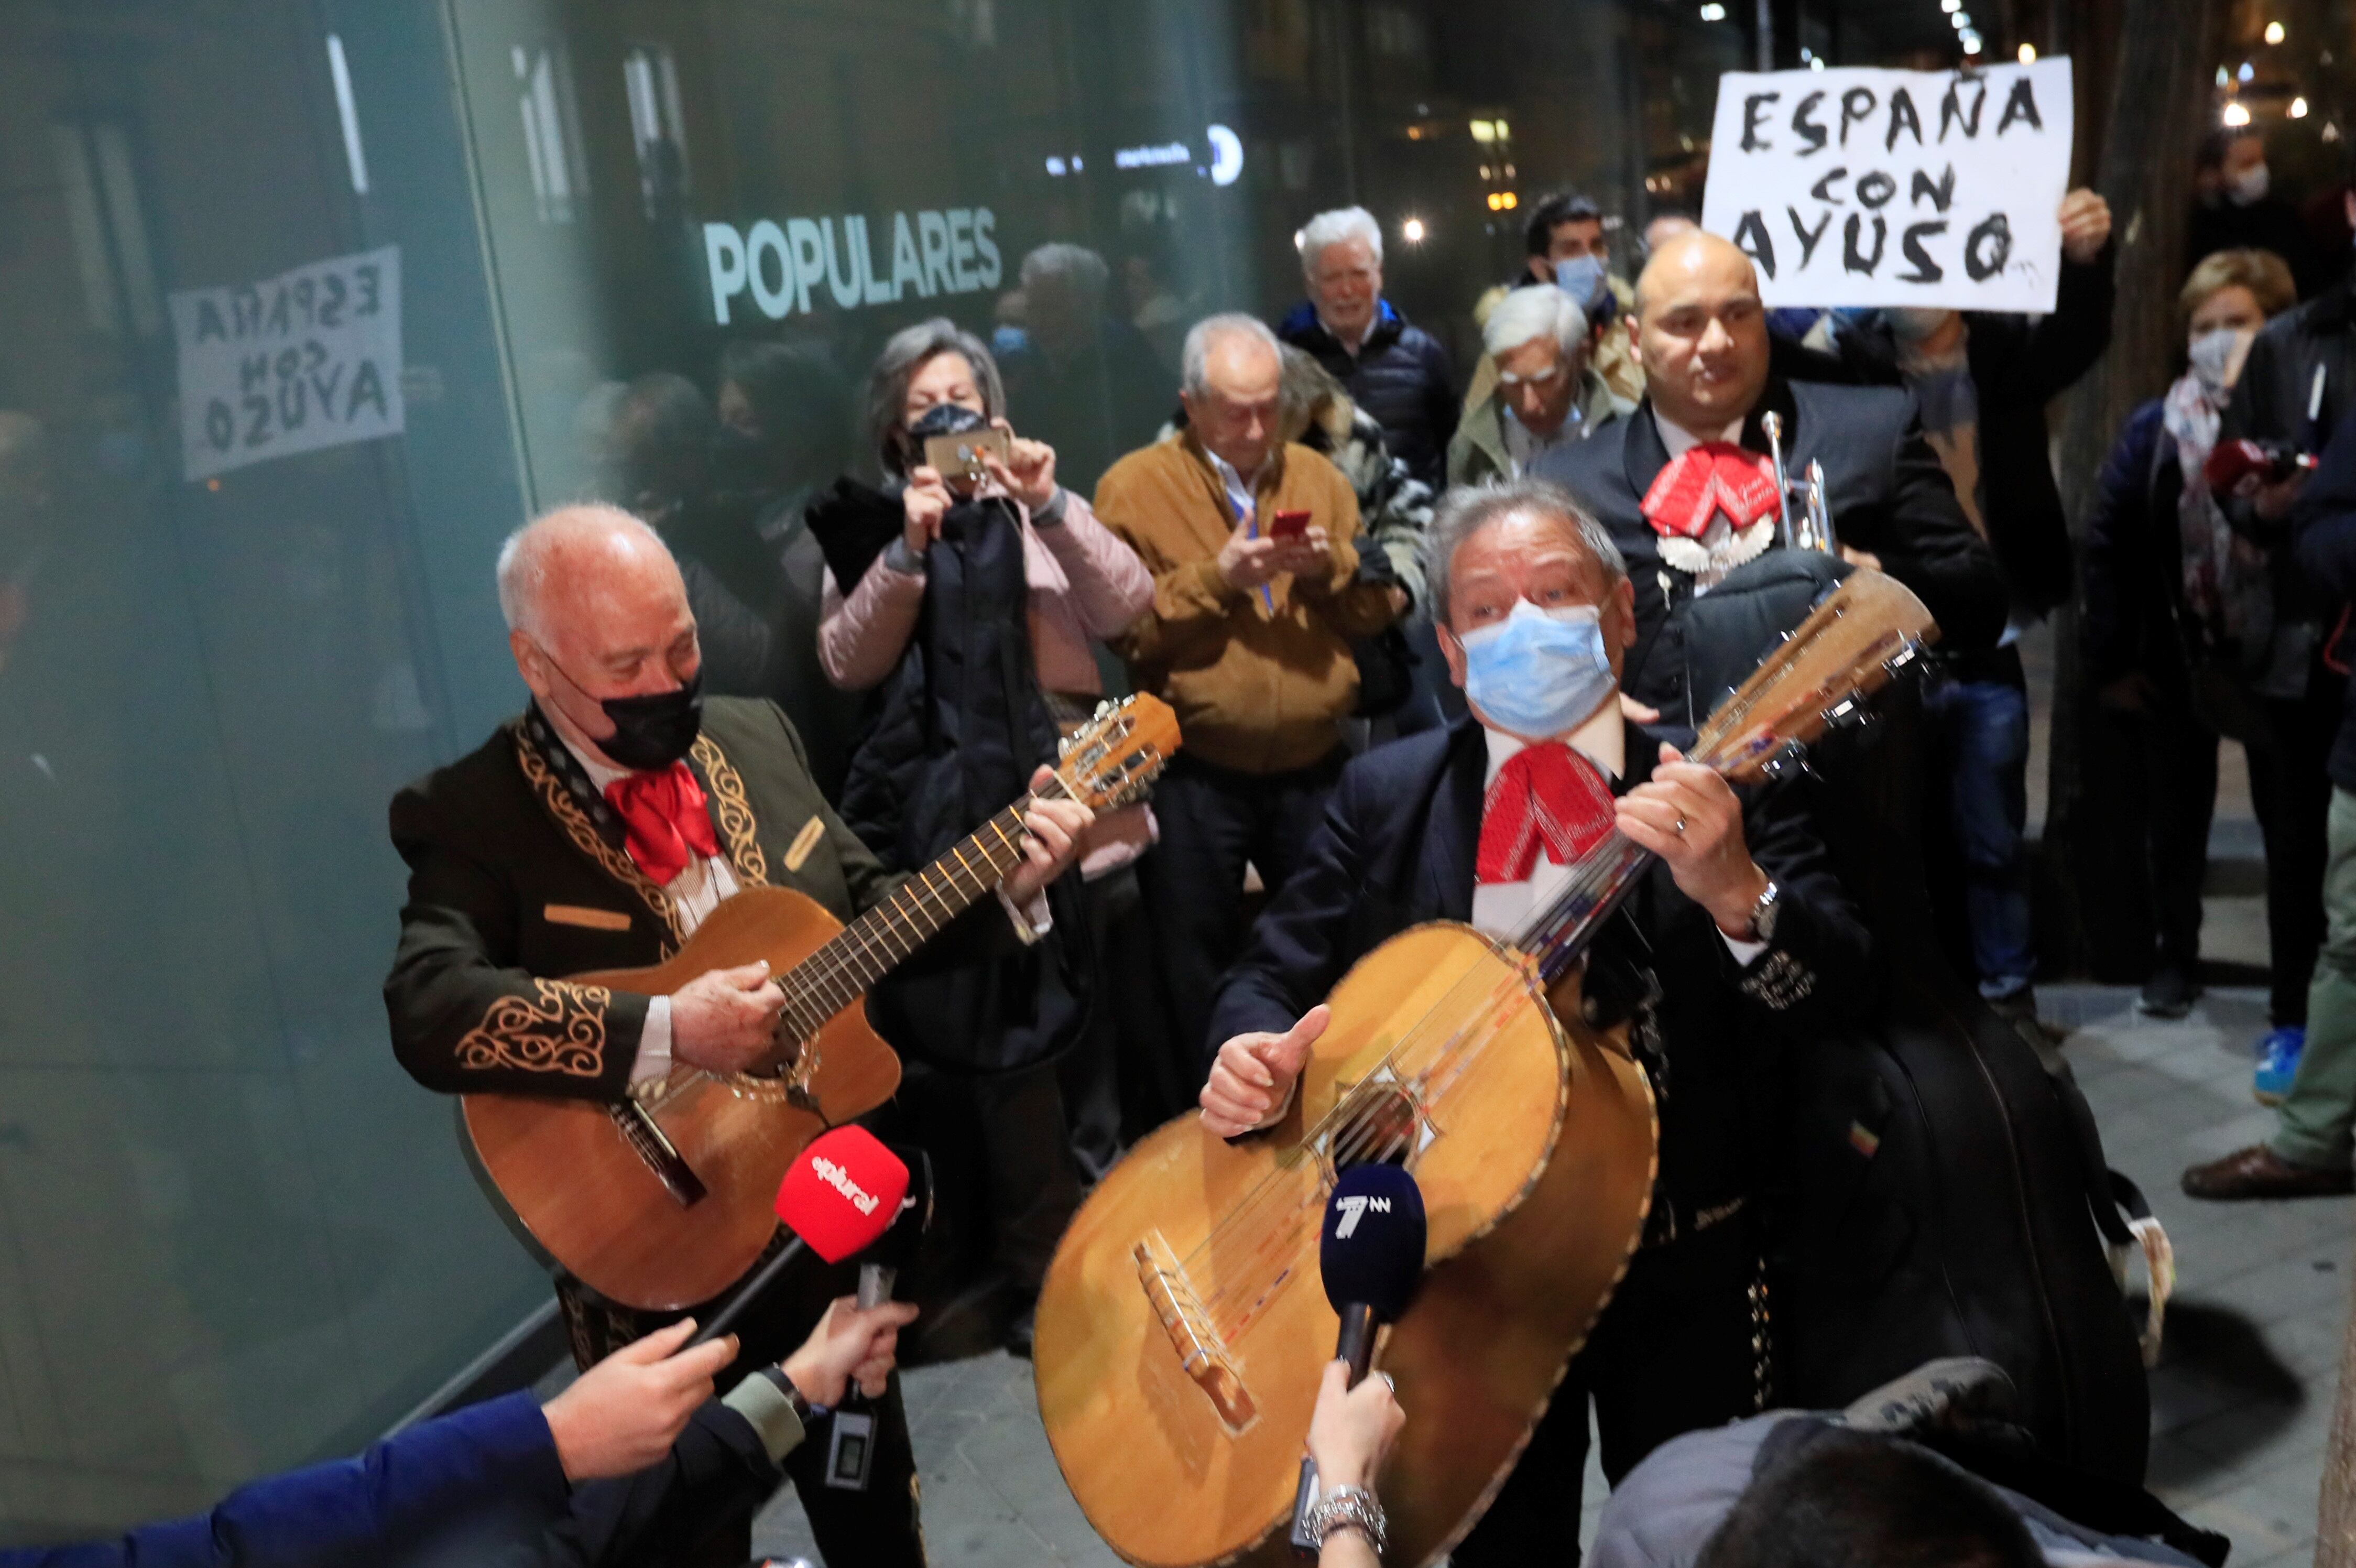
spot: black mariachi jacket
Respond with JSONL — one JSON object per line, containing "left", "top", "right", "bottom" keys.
{"left": 383, "top": 696, "right": 988, "bottom": 1103}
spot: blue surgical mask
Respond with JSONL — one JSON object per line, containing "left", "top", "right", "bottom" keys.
{"left": 1457, "top": 599, "right": 1618, "bottom": 739}
{"left": 1552, "top": 254, "right": 1607, "bottom": 308}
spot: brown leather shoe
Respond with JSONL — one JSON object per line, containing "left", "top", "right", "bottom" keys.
{"left": 2181, "top": 1144, "right": 2355, "bottom": 1200}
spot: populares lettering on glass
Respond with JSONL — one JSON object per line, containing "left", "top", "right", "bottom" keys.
{"left": 168, "top": 244, "right": 405, "bottom": 482}
{"left": 702, "top": 208, "right": 1002, "bottom": 325}
{"left": 1698, "top": 60, "right": 2075, "bottom": 313}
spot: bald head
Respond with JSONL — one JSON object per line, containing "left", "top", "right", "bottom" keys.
{"left": 498, "top": 504, "right": 701, "bottom": 767}
{"left": 1631, "top": 231, "right": 1770, "bottom": 433}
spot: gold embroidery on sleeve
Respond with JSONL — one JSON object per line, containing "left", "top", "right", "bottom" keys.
{"left": 511, "top": 726, "right": 683, "bottom": 945}
{"left": 455, "top": 978, "right": 612, "bottom": 1078}
{"left": 692, "top": 733, "right": 770, "bottom": 888}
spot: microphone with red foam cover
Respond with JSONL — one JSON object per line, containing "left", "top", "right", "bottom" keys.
{"left": 776, "top": 1125, "right": 910, "bottom": 1262}
{"left": 688, "top": 1127, "right": 909, "bottom": 1348}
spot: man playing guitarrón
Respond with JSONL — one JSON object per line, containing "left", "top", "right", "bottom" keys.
{"left": 1197, "top": 480, "right": 1873, "bottom": 1563}
{"left": 384, "top": 504, "right": 1090, "bottom": 1567}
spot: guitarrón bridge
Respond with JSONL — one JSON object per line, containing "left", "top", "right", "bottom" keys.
{"left": 1135, "top": 1229, "right": 1258, "bottom": 1432}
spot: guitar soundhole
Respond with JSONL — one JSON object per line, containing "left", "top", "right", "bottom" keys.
{"left": 1334, "top": 1084, "right": 1417, "bottom": 1169}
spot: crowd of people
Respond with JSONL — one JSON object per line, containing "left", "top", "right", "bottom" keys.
{"left": 19, "top": 115, "right": 2356, "bottom": 1568}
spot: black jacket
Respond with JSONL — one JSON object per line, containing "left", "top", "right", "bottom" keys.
{"left": 1779, "top": 255, "right": 2116, "bottom": 622}
{"left": 1206, "top": 716, "right": 1872, "bottom": 1219}
{"left": 2223, "top": 262, "right": 2356, "bottom": 567}
{"left": 1277, "top": 298, "right": 1458, "bottom": 490}
{"left": 1533, "top": 378, "right": 2008, "bottom": 718}
{"left": 2291, "top": 399, "right": 2356, "bottom": 791}
{"left": 2079, "top": 399, "right": 2189, "bottom": 692}
{"left": 838, "top": 495, "right": 1092, "bottom": 1074}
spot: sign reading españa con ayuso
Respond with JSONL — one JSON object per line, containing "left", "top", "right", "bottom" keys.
{"left": 1700, "top": 59, "right": 2075, "bottom": 314}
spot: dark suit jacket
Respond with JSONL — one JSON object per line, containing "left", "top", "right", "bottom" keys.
{"left": 1206, "top": 718, "right": 1873, "bottom": 1214}
{"left": 1532, "top": 378, "right": 2006, "bottom": 713}
{"left": 384, "top": 695, "right": 991, "bottom": 1104}
{"left": 1, "top": 1391, "right": 789, "bottom": 1568}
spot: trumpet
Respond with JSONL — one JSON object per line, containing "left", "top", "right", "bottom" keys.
{"left": 1760, "top": 411, "right": 1838, "bottom": 556}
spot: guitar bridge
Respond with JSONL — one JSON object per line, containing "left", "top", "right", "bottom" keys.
{"left": 608, "top": 1100, "right": 707, "bottom": 1208}
{"left": 1135, "top": 1229, "right": 1258, "bottom": 1432}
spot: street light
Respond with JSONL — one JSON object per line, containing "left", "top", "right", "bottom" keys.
{"left": 2223, "top": 101, "right": 2253, "bottom": 126}
{"left": 2019, "top": 42, "right": 2037, "bottom": 62}
{"left": 2267, "top": 20, "right": 2287, "bottom": 43}
{"left": 2292, "top": 96, "right": 2311, "bottom": 118}
{"left": 1402, "top": 217, "right": 1427, "bottom": 243}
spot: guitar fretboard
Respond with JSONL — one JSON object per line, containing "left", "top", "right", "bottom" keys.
{"left": 763, "top": 780, "right": 1067, "bottom": 1062}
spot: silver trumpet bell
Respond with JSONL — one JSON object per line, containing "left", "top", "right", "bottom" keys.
{"left": 1759, "top": 412, "right": 1838, "bottom": 557}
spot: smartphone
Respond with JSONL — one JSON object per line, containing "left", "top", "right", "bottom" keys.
{"left": 921, "top": 428, "right": 1013, "bottom": 494}
{"left": 1268, "top": 508, "right": 1312, "bottom": 540}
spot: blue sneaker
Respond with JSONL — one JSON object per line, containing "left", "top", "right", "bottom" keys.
{"left": 2254, "top": 1027, "right": 2306, "bottom": 1106}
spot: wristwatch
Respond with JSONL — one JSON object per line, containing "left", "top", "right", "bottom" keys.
{"left": 757, "top": 1364, "right": 826, "bottom": 1425}
{"left": 1747, "top": 876, "right": 1781, "bottom": 943}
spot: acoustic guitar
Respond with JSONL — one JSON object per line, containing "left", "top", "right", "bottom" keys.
{"left": 462, "top": 694, "right": 1181, "bottom": 1311}
{"left": 1033, "top": 569, "right": 1936, "bottom": 1567}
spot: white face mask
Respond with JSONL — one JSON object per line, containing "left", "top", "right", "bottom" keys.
{"left": 2187, "top": 326, "right": 2251, "bottom": 395}
{"left": 2229, "top": 161, "right": 2272, "bottom": 206}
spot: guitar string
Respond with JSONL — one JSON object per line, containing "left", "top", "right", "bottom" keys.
{"left": 743, "top": 763, "right": 1108, "bottom": 1075}
{"left": 1188, "top": 832, "right": 1648, "bottom": 1324}
{"left": 1179, "top": 603, "right": 1911, "bottom": 1332}
{"left": 1185, "top": 737, "right": 1739, "bottom": 1332}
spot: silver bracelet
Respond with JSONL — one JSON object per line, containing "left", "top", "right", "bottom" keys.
{"left": 1305, "top": 1484, "right": 1387, "bottom": 1555}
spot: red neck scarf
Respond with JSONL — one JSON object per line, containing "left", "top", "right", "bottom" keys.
{"left": 1476, "top": 742, "right": 1618, "bottom": 885}
{"left": 604, "top": 762, "right": 721, "bottom": 886}
{"left": 1640, "top": 440, "right": 1779, "bottom": 541}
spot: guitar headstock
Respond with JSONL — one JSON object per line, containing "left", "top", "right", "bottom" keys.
{"left": 1692, "top": 568, "right": 1939, "bottom": 783}
{"left": 1054, "top": 694, "right": 1183, "bottom": 810}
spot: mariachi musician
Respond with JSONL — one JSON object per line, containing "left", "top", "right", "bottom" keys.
{"left": 1531, "top": 227, "right": 2004, "bottom": 717}
{"left": 383, "top": 504, "right": 1091, "bottom": 1567}
{"left": 1197, "top": 479, "right": 1873, "bottom": 1563}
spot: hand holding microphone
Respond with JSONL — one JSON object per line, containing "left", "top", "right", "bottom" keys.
{"left": 1290, "top": 1164, "right": 1425, "bottom": 1555}
{"left": 783, "top": 1294, "right": 919, "bottom": 1407}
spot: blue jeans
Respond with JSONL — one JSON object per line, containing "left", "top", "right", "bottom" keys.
{"left": 1925, "top": 676, "right": 2034, "bottom": 999}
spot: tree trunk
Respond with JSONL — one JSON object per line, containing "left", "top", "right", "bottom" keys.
{"left": 2041, "top": 0, "right": 2229, "bottom": 977}
{"left": 2324, "top": 1254, "right": 2356, "bottom": 1567}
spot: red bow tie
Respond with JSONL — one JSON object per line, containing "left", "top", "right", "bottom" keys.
{"left": 604, "top": 763, "right": 721, "bottom": 886}
{"left": 1640, "top": 441, "right": 1779, "bottom": 541}
{"left": 1477, "top": 742, "right": 1618, "bottom": 885}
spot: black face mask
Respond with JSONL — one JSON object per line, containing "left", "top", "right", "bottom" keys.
{"left": 543, "top": 650, "right": 705, "bottom": 771}
{"left": 595, "top": 671, "right": 705, "bottom": 770}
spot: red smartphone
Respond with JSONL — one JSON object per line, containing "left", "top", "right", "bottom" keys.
{"left": 1268, "top": 508, "right": 1312, "bottom": 539}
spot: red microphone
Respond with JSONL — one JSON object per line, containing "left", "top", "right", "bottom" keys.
{"left": 688, "top": 1127, "right": 908, "bottom": 1347}
{"left": 777, "top": 1126, "right": 909, "bottom": 1262}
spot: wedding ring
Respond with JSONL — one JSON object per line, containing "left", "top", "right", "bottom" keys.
{"left": 1674, "top": 817, "right": 1687, "bottom": 834}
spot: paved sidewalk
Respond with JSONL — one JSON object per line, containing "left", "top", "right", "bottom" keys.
{"left": 754, "top": 979, "right": 2352, "bottom": 1567}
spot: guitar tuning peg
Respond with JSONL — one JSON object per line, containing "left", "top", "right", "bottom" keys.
{"left": 1059, "top": 734, "right": 1075, "bottom": 757}
{"left": 1095, "top": 699, "right": 1114, "bottom": 719}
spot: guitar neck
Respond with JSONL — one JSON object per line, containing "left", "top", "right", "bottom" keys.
{"left": 770, "top": 783, "right": 1060, "bottom": 1044}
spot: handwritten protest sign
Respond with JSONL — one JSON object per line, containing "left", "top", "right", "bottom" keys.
{"left": 170, "top": 245, "right": 403, "bottom": 481}
{"left": 1700, "top": 60, "right": 2074, "bottom": 313}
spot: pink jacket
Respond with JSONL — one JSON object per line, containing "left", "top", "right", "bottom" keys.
{"left": 818, "top": 487, "right": 1154, "bottom": 696}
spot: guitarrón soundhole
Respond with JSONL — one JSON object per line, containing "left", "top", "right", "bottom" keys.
{"left": 1336, "top": 1083, "right": 1417, "bottom": 1168}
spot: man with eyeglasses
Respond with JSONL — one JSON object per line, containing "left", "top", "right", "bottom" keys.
{"left": 1449, "top": 283, "right": 1633, "bottom": 488}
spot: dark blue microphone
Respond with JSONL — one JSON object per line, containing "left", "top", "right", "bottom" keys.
{"left": 1319, "top": 1162, "right": 1427, "bottom": 1382}
{"left": 1291, "top": 1164, "right": 1427, "bottom": 1552}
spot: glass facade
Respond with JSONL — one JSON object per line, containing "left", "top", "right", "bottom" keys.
{"left": 0, "top": 0, "right": 1969, "bottom": 1539}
